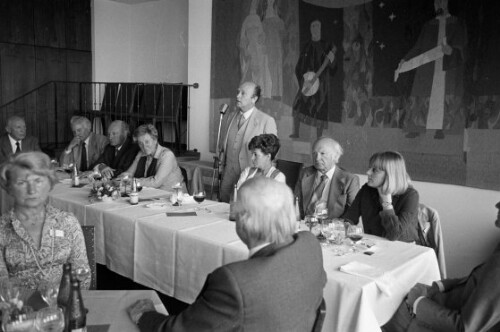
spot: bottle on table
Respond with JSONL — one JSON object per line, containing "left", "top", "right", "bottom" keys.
{"left": 71, "top": 165, "right": 79, "bottom": 187}
{"left": 57, "top": 263, "right": 72, "bottom": 310}
{"left": 129, "top": 178, "right": 139, "bottom": 205}
{"left": 67, "top": 276, "right": 87, "bottom": 332}
{"left": 229, "top": 185, "right": 238, "bottom": 221}
{"left": 294, "top": 196, "right": 301, "bottom": 222}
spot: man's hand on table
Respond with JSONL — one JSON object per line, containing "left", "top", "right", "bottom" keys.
{"left": 127, "top": 299, "right": 157, "bottom": 325}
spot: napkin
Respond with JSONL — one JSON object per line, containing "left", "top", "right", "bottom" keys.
{"left": 339, "top": 261, "right": 393, "bottom": 296}
{"left": 166, "top": 212, "right": 197, "bottom": 217}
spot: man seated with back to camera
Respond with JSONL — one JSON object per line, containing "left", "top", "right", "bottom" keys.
{"left": 127, "top": 177, "right": 326, "bottom": 331}
{"left": 382, "top": 201, "right": 500, "bottom": 332}
{"left": 93, "top": 120, "right": 139, "bottom": 180}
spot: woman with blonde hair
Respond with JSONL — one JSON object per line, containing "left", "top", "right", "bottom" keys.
{"left": 343, "top": 151, "right": 420, "bottom": 242}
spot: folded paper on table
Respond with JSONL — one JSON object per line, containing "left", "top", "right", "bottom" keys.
{"left": 166, "top": 211, "right": 197, "bottom": 217}
{"left": 340, "top": 261, "right": 393, "bottom": 296}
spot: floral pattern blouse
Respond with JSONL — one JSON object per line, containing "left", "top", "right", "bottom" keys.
{"left": 0, "top": 205, "right": 90, "bottom": 290}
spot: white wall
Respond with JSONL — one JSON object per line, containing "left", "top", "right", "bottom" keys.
{"left": 188, "top": 0, "right": 212, "bottom": 159}
{"left": 93, "top": 0, "right": 188, "bottom": 83}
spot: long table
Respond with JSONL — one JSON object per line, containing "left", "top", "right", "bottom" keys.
{"left": 1, "top": 183, "right": 441, "bottom": 331}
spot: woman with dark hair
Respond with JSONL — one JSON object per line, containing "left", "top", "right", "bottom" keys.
{"left": 0, "top": 152, "right": 90, "bottom": 289}
{"left": 121, "top": 124, "right": 186, "bottom": 191}
{"left": 236, "top": 134, "right": 285, "bottom": 189}
{"left": 343, "top": 151, "right": 420, "bottom": 242}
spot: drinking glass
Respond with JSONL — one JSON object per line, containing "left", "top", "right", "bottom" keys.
{"left": 331, "top": 219, "right": 346, "bottom": 245}
{"left": 346, "top": 224, "right": 364, "bottom": 252}
{"left": 37, "top": 281, "right": 59, "bottom": 308}
{"left": 305, "top": 215, "right": 320, "bottom": 236}
{"left": 193, "top": 191, "right": 206, "bottom": 211}
{"left": 34, "top": 307, "right": 64, "bottom": 332}
{"left": 74, "top": 267, "right": 91, "bottom": 284}
{"left": 320, "top": 221, "right": 334, "bottom": 247}
{"left": 2, "top": 306, "right": 35, "bottom": 332}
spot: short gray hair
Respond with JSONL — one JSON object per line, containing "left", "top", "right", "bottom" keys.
{"left": 0, "top": 152, "right": 58, "bottom": 191}
{"left": 134, "top": 124, "right": 158, "bottom": 141}
{"left": 235, "top": 177, "right": 296, "bottom": 246}
{"left": 70, "top": 116, "right": 91, "bottom": 130}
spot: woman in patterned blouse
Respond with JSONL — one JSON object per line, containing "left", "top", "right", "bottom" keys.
{"left": 0, "top": 152, "right": 90, "bottom": 289}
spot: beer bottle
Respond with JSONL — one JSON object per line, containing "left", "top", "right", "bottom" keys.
{"left": 71, "top": 165, "right": 79, "bottom": 187}
{"left": 57, "top": 263, "right": 72, "bottom": 309}
{"left": 295, "top": 196, "right": 301, "bottom": 222}
{"left": 67, "top": 276, "right": 87, "bottom": 332}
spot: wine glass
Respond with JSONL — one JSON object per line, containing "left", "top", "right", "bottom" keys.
{"left": 34, "top": 307, "right": 65, "bottom": 332}
{"left": 193, "top": 191, "right": 206, "bottom": 211}
{"left": 320, "top": 221, "right": 334, "bottom": 247}
{"left": 136, "top": 181, "right": 143, "bottom": 192}
{"left": 74, "top": 267, "right": 91, "bottom": 284}
{"left": 347, "top": 224, "right": 364, "bottom": 252}
{"left": 37, "top": 280, "right": 59, "bottom": 308}
{"left": 305, "top": 215, "right": 320, "bottom": 236}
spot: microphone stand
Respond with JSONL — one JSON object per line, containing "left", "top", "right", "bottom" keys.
{"left": 211, "top": 108, "right": 225, "bottom": 201}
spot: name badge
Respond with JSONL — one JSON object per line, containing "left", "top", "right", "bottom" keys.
{"left": 50, "top": 229, "right": 65, "bottom": 237}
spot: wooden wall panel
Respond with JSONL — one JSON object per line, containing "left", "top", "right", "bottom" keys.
{"left": 0, "top": 43, "right": 36, "bottom": 104}
{"left": 33, "top": 0, "right": 67, "bottom": 48}
{"left": 0, "top": 0, "right": 34, "bottom": 44}
{"left": 66, "top": 0, "right": 91, "bottom": 51}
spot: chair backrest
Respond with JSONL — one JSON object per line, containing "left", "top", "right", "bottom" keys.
{"left": 81, "top": 225, "right": 97, "bottom": 290}
{"left": 180, "top": 166, "right": 189, "bottom": 193}
{"left": 418, "top": 203, "right": 446, "bottom": 278}
{"left": 312, "top": 298, "right": 326, "bottom": 332}
{"left": 276, "top": 159, "right": 303, "bottom": 190}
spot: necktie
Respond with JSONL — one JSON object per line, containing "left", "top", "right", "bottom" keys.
{"left": 15, "top": 141, "right": 21, "bottom": 154}
{"left": 81, "top": 142, "right": 88, "bottom": 171}
{"left": 237, "top": 113, "right": 246, "bottom": 130}
{"left": 307, "top": 174, "right": 328, "bottom": 215}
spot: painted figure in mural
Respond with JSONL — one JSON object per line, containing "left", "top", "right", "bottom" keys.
{"left": 262, "top": 0, "right": 285, "bottom": 100}
{"left": 239, "top": 0, "right": 272, "bottom": 99}
{"left": 396, "top": 0, "right": 467, "bottom": 139}
{"left": 290, "top": 19, "right": 337, "bottom": 139}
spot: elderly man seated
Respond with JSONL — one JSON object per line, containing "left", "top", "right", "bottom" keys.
{"left": 93, "top": 120, "right": 139, "bottom": 179}
{"left": 127, "top": 177, "right": 326, "bottom": 331}
{"left": 383, "top": 201, "right": 500, "bottom": 332}
{"left": 295, "top": 137, "right": 359, "bottom": 219}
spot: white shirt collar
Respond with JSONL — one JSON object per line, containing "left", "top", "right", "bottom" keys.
{"left": 8, "top": 135, "right": 21, "bottom": 153}
{"left": 241, "top": 106, "right": 255, "bottom": 120}
{"left": 319, "top": 165, "right": 336, "bottom": 180}
{"left": 249, "top": 241, "right": 271, "bottom": 257}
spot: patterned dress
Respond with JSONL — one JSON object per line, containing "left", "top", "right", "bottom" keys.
{"left": 0, "top": 205, "right": 90, "bottom": 290}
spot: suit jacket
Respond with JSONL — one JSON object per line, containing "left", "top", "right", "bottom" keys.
{"left": 94, "top": 137, "right": 139, "bottom": 177}
{"left": 410, "top": 242, "right": 500, "bottom": 332}
{"left": 294, "top": 165, "right": 359, "bottom": 219}
{"left": 138, "top": 231, "right": 326, "bottom": 332}
{"left": 59, "top": 132, "right": 109, "bottom": 171}
{"left": 0, "top": 135, "right": 41, "bottom": 164}
{"left": 219, "top": 107, "right": 277, "bottom": 173}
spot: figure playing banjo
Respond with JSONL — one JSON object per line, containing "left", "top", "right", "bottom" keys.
{"left": 290, "top": 19, "right": 337, "bottom": 139}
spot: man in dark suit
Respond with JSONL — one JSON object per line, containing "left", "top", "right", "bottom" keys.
{"left": 59, "top": 116, "right": 109, "bottom": 172}
{"left": 127, "top": 177, "right": 326, "bottom": 331}
{"left": 383, "top": 201, "right": 500, "bottom": 332}
{"left": 93, "top": 120, "right": 139, "bottom": 179}
{"left": 218, "top": 81, "right": 277, "bottom": 202}
{"left": 0, "top": 116, "right": 41, "bottom": 164}
{"left": 295, "top": 137, "right": 359, "bottom": 219}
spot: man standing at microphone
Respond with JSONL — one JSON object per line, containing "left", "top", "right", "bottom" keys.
{"left": 218, "top": 81, "right": 277, "bottom": 202}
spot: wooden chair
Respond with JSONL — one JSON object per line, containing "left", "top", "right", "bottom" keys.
{"left": 81, "top": 225, "right": 97, "bottom": 290}
{"left": 417, "top": 203, "right": 446, "bottom": 278}
{"left": 276, "top": 159, "right": 303, "bottom": 190}
{"left": 312, "top": 298, "right": 326, "bottom": 332}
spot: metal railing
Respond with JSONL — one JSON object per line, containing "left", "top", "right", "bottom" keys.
{"left": 0, "top": 81, "right": 198, "bottom": 156}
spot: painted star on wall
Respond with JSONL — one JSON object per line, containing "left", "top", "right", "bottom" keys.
{"left": 389, "top": 13, "right": 396, "bottom": 21}
{"left": 379, "top": 1, "right": 385, "bottom": 8}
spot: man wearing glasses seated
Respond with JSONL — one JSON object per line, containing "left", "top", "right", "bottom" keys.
{"left": 383, "top": 201, "right": 500, "bottom": 332}
{"left": 128, "top": 177, "right": 326, "bottom": 331}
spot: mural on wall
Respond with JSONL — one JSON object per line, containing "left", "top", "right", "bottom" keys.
{"left": 210, "top": 0, "right": 500, "bottom": 190}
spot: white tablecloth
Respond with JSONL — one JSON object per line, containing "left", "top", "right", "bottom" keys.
{"left": 1, "top": 183, "right": 441, "bottom": 332}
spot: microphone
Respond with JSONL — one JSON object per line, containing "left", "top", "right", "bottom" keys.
{"left": 219, "top": 104, "right": 228, "bottom": 114}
